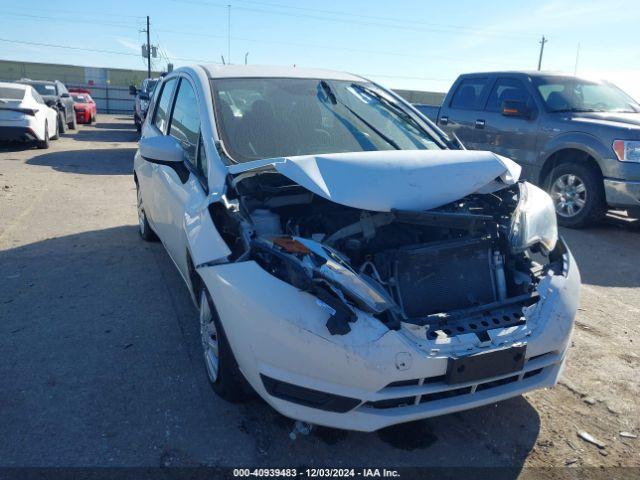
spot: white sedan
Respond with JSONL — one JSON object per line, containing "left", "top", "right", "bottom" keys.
{"left": 134, "top": 65, "right": 579, "bottom": 432}
{"left": 0, "top": 82, "right": 59, "bottom": 148}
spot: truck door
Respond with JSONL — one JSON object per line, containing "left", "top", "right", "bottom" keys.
{"left": 479, "top": 77, "right": 541, "bottom": 181}
{"left": 438, "top": 77, "right": 491, "bottom": 150}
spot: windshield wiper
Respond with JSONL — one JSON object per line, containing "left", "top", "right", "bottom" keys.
{"left": 320, "top": 81, "right": 400, "bottom": 150}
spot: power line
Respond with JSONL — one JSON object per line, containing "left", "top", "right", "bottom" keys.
{"left": 229, "top": 0, "right": 537, "bottom": 38}
{"left": 0, "top": 37, "right": 220, "bottom": 64}
{"left": 172, "top": 0, "right": 536, "bottom": 41}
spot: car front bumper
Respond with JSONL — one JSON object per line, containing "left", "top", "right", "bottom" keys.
{"left": 604, "top": 178, "right": 640, "bottom": 210}
{"left": 199, "top": 239, "right": 580, "bottom": 432}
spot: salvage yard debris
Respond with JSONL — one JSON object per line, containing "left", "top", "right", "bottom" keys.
{"left": 577, "top": 431, "right": 607, "bottom": 449}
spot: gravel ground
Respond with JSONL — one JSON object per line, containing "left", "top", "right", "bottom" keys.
{"left": 0, "top": 115, "right": 638, "bottom": 476}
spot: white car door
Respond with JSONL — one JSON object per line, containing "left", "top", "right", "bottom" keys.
{"left": 138, "top": 77, "right": 179, "bottom": 239}
{"left": 150, "top": 75, "right": 209, "bottom": 279}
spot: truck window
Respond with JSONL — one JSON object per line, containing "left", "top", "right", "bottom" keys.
{"left": 485, "top": 78, "right": 531, "bottom": 112}
{"left": 450, "top": 78, "right": 488, "bottom": 110}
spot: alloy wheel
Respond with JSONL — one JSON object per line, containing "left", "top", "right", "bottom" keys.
{"left": 551, "top": 173, "right": 587, "bottom": 218}
{"left": 199, "top": 290, "right": 219, "bottom": 383}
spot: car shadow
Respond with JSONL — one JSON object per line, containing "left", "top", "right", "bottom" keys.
{"left": 26, "top": 148, "right": 136, "bottom": 175}
{"left": 0, "top": 225, "right": 541, "bottom": 471}
{"left": 560, "top": 212, "right": 640, "bottom": 288}
{"left": 68, "top": 122, "right": 139, "bottom": 143}
{"left": 0, "top": 141, "right": 40, "bottom": 153}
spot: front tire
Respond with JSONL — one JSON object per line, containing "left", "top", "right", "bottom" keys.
{"left": 36, "top": 122, "right": 50, "bottom": 149}
{"left": 58, "top": 110, "right": 67, "bottom": 134}
{"left": 68, "top": 112, "right": 77, "bottom": 130}
{"left": 136, "top": 184, "right": 157, "bottom": 241}
{"left": 547, "top": 162, "right": 606, "bottom": 228}
{"left": 199, "top": 288, "right": 252, "bottom": 403}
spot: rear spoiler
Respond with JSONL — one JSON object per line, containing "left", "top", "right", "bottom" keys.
{"left": 0, "top": 107, "right": 38, "bottom": 116}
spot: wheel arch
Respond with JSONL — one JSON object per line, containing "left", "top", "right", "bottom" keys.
{"left": 539, "top": 147, "right": 604, "bottom": 187}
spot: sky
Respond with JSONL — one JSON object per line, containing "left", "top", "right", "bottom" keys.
{"left": 1, "top": 0, "right": 639, "bottom": 99}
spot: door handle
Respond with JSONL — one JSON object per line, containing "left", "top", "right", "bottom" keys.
{"left": 439, "top": 116, "right": 449, "bottom": 126}
{"left": 475, "top": 119, "right": 485, "bottom": 129}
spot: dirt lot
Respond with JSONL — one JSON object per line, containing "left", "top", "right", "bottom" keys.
{"left": 1, "top": 115, "right": 638, "bottom": 476}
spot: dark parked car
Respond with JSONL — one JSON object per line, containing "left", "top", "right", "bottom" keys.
{"left": 419, "top": 72, "right": 640, "bottom": 228}
{"left": 17, "top": 79, "right": 77, "bottom": 133}
{"left": 130, "top": 78, "right": 159, "bottom": 132}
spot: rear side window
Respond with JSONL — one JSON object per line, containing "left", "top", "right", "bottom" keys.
{"left": 169, "top": 79, "right": 200, "bottom": 168}
{"left": 485, "top": 78, "right": 531, "bottom": 112}
{"left": 0, "top": 87, "right": 25, "bottom": 100}
{"left": 153, "top": 78, "right": 177, "bottom": 133}
{"left": 31, "top": 89, "right": 45, "bottom": 105}
{"left": 450, "top": 78, "right": 488, "bottom": 110}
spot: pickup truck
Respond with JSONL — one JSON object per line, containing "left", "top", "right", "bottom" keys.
{"left": 416, "top": 71, "right": 640, "bottom": 228}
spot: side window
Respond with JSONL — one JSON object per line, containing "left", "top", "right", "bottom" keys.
{"left": 169, "top": 79, "right": 200, "bottom": 168}
{"left": 57, "top": 82, "right": 68, "bottom": 95}
{"left": 153, "top": 78, "right": 177, "bottom": 133}
{"left": 450, "top": 78, "right": 488, "bottom": 110}
{"left": 485, "top": 78, "right": 531, "bottom": 112}
{"left": 31, "top": 88, "right": 45, "bottom": 105}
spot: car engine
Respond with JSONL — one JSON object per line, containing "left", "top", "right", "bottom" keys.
{"left": 212, "top": 172, "right": 559, "bottom": 338}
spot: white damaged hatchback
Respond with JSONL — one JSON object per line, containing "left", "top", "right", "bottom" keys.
{"left": 134, "top": 65, "right": 580, "bottom": 432}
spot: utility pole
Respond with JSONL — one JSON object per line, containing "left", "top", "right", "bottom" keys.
{"left": 146, "top": 16, "right": 151, "bottom": 78}
{"left": 537, "top": 35, "right": 547, "bottom": 71}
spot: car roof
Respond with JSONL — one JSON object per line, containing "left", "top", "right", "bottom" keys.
{"left": 458, "top": 70, "right": 599, "bottom": 80}
{"left": 0, "top": 81, "right": 29, "bottom": 90}
{"left": 19, "top": 79, "right": 56, "bottom": 85}
{"left": 200, "top": 64, "right": 364, "bottom": 81}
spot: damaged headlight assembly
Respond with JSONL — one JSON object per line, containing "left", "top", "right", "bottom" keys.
{"left": 510, "top": 182, "right": 558, "bottom": 254}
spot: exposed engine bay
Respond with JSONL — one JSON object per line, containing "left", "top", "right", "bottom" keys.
{"left": 210, "top": 171, "right": 562, "bottom": 338}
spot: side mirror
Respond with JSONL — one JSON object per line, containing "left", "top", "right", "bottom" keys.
{"left": 501, "top": 100, "right": 531, "bottom": 118}
{"left": 139, "top": 92, "right": 150, "bottom": 100}
{"left": 139, "top": 135, "right": 190, "bottom": 183}
{"left": 129, "top": 85, "right": 138, "bottom": 96}
{"left": 45, "top": 98, "right": 56, "bottom": 107}
{"left": 60, "top": 92, "right": 70, "bottom": 98}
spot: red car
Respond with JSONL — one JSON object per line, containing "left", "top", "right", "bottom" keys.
{"left": 70, "top": 92, "right": 97, "bottom": 124}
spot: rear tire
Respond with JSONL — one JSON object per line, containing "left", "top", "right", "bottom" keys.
{"left": 547, "top": 161, "right": 606, "bottom": 229}
{"left": 199, "top": 287, "right": 253, "bottom": 403}
{"left": 36, "top": 122, "right": 50, "bottom": 149}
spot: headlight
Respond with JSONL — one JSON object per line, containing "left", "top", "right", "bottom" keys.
{"left": 613, "top": 140, "right": 640, "bottom": 162}
{"left": 510, "top": 182, "right": 558, "bottom": 254}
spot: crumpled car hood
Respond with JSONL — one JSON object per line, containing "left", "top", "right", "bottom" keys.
{"left": 228, "top": 150, "right": 521, "bottom": 212}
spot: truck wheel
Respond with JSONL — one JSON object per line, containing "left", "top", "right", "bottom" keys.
{"left": 548, "top": 162, "right": 605, "bottom": 228}
{"left": 199, "top": 287, "right": 252, "bottom": 403}
{"left": 36, "top": 122, "right": 50, "bottom": 149}
{"left": 58, "top": 111, "right": 67, "bottom": 134}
